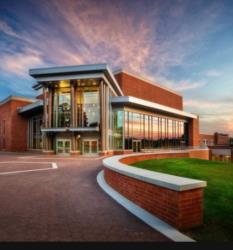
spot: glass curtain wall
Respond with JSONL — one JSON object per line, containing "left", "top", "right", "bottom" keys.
{"left": 52, "top": 80, "right": 100, "bottom": 128}
{"left": 112, "top": 109, "right": 123, "bottom": 149}
{"left": 124, "top": 110, "right": 187, "bottom": 150}
{"left": 53, "top": 81, "right": 71, "bottom": 127}
{"left": 76, "top": 85, "right": 100, "bottom": 127}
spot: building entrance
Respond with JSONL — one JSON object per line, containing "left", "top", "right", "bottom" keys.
{"left": 132, "top": 140, "right": 141, "bottom": 152}
{"left": 56, "top": 139, "right": 71, "bottom": 155}
{"left": 82, "top": 140, "right": 98, "bottom": 155}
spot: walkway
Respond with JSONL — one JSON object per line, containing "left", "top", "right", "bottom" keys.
{"left": 0, "top": 153, "right": 169, "bottom": 241}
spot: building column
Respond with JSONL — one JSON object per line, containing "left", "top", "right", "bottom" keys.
{"left": 100, "top": 79, "right": 106, "bottom": 153}
{"left": 188, "top": 116, "right": 200, "bottom": 147}
{"left": 48, "top": 87, "right": 53, "bottom": 128}
{"left": 71, "top": 83, "right": 75, "bottom": 128}
{"left": 231, "top": 148, "right": 233, "bottom": 163}
{"left": 43, "top": 86, "right": 48, "bottom": 129}
{"left": 42, "top": 85, "right": 54, "bottom": 154}
{"left": 70, "top": 133, "right": 80, "bottom": 156}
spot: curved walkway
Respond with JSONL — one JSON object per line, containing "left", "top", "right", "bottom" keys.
{"left": 0, "top": 153, "right": 169, "bottom": 241}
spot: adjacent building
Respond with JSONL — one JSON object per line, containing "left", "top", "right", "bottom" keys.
{"left": 200, "top": 132, "right": 230, "bottom": 147}
{"left": 0, "top": 64, "right": 200, "bottom": 156}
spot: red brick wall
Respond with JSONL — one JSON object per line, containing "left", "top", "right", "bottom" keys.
{"left": 0, "top": 99, "right": 33, "bottom": 152}
{"left": 189, "top": 149, "right": 210, "bottom": 160}
{"left": 0, "top": 101, "right": 12, "bottom": 151}
{"left": 104, "top": 168, "right": 204, "bottom": 229}
{"left": 120, "top": 150, "right": 209, "bottom": 165}
{"left": 188, "top": 118, "right": 200, "bottom": 147}
{"left": 214, "top": 133, "right": 229, "bottom": 145}
{"left": 120, "top": 152, "right": 189, "bottom": 165}
{"left": 114, "top": 72, "right": 183, "bottom": 110}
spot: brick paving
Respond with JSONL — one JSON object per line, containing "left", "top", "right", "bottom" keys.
{"left": 0, "top": 153, "right": 169, "bottom": 241}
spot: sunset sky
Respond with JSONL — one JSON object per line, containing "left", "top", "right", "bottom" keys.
{"left": 0, "top": 0, "right": 232, "bottom": 136}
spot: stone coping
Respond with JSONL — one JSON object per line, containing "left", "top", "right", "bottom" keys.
{"left": 102, "top": 150, "right": 207, "bottom": 192}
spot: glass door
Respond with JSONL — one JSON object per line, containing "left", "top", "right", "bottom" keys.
{"left": 132, "top": 140, "right": 141, "bottom": 152}
{"left": 82, "top": 140, "right": 98, "bottom": 155}
{"left": 56, "top": 139, "right": 71, "bottom": 155}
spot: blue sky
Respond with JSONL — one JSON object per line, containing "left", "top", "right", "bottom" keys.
{"left": 0, "top": 0, "right": 232, "bottom": 135}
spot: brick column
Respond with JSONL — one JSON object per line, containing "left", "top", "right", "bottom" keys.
{"left": 188, "top": 117, "right": 200, "bottom": 147}
{"left": 231, "top": 148, "right": 233, "bottom": 163}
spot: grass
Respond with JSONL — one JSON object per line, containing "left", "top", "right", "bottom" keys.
{"left": 131, "top": 158, "right": 233, "bottom": 241}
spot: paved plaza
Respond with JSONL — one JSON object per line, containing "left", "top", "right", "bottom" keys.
{"left": 0, "top": 153, "right": 168, "bottom": 241}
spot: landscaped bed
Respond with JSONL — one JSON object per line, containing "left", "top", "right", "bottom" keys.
{"left": 131, "top": 158, "right": 233, "bottom": 241}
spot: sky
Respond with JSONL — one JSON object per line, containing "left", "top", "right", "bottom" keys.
{"left": 0, "top": 0, "right": 233, "bottom": 136}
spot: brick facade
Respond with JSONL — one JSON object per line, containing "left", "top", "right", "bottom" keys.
{"left": 104, "top": 151, "right": 208, "bottom": 229}
{"left": 214, "top": 132, "right": 229, "bottom": 145}
{"left": 188, "top": 117, "right": 200, "bottom": 147}
{"left": 104, "top": 167, "right": 204, "bottom": 229}
{"left": 114, "top": 71, "right": 183, "bottom": 110}
{"left": 120, "top": 150, "right": 209, "bottom": 165}
{"left": 0, "top": 98, "right": 34, "bottom": 152}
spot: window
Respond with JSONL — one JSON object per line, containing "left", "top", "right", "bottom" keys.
{"left": 112, "top": 110, "right": 123, "bottom": 149}
{"left": 53, "top": 81, "right": 71, "bottom": 128}
{"left": 83, "top": 91, "right": 100, "bottom": 127}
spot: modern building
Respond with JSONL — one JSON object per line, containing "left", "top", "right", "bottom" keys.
{"left": 0, "top": 64, "right": 200, "bottom": 156}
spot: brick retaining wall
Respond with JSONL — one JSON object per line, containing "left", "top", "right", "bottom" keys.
{"left": 103, "top": 150, "right": 208, "bottom": 230}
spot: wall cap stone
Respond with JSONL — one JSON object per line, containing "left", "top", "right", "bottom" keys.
{"left": 103, "top": 150, "right": 207, "bottom": 192}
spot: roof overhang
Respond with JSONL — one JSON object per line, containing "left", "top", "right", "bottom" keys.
{"left": 29, "top": 64, "right": 123, "bottom": 96}
{"left": 18, "top": 100, "right": 43, "bottom": 115}
{"left": 41, "top": 127, "right": 99, "bottom": 132}
{"left": 111, "top": 96, "right": 197, "bottom": 119}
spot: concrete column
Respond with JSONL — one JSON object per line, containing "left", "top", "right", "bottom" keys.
{"left": 71, "top": 83, "right": 75, "bottom": 128}
{"left": 48, "top": 88, "right": 53, "bottom": 128}
{"left": 70, "top": 133, "right": 80, "bottom": 155}
{"left": 43, "top": 86, "right": 47, "bottom": 128}
{"left": 100, "top": 80, "right": 106, "bottom": 152}
{"left": 73, "top": 85, "right": 77, "bottom": 127}
{"left": 105, "top": 85, "right": 109, "bottom": 151}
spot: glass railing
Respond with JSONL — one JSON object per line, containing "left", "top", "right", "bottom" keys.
{"left": 51, "top": 111, "right": 100, "bottom": 128}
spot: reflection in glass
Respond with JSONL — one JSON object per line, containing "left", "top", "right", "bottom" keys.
{"left": 53, "top": 85, "right": 71, "bottom": 127}
{"left": 112, "top": 110, "right": 123, "bottom": 149}
{"left": 76, "top": 86, "right": 100, "bottom": 127}
{"left": 124, "top": 110, "right": 187, "bottom": 150}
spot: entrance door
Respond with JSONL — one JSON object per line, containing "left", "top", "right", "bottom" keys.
{"left": 132, "top": 140, "right": 141, "bottom": 152}
{"left": 83, "top": 140, "right": 98, "bottom": 155}
{"left": 56, "top": 139, "right": 71, "bottom": 155}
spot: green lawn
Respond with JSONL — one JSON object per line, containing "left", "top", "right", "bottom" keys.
{"left": 131, "top": 158, "right": 233, "bottom": 241}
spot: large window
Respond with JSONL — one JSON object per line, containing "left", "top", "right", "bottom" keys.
{"left": 112, "top": 110, "right": 123, "bottom": 149}
{"left": 76, "top": 86, "right": 100, "bottom": 127}
{"left": 124, "top": 110, "right": 187, "bottom": 150}
{"left": 52, "top": 81, "right": 100, "bottom": 128}
{"left": 53, "top": 82, "right": 71, "bottom": 128}
{"left": 83, "top": 91, "right": 99, "bottom": 127}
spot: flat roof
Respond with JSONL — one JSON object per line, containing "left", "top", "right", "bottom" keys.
{"left": 111, "top": 96, "right": 197, "bottom": 119}
{"left": 0, "top": 95, "right": 37, "bottom": 106}
{"left": 29, "top": 63, "right": 123, "bottom": 96}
